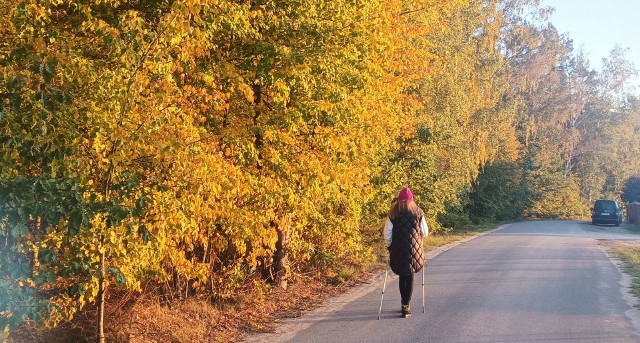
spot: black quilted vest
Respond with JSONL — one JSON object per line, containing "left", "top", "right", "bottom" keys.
{"left": 389, "top": 209, "right": 425, "bottom": 275}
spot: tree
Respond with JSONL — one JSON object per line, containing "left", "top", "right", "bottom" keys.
{"left": 3, "top": 0, "right": 640, "bottom": 339}
{"left": 622, "top": 177, "right": 640, "bottom": 203}
{"left": 468, "top": 162, "right": 525, "bottom": 222}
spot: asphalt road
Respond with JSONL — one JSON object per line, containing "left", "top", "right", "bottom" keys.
{"left": 244, "top": 221, "right": 640, "bottom": 343}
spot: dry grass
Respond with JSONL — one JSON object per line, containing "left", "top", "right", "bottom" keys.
{"left": 609, "top": 242, "right": 640, "bottom": 299}
{"left": 599, "top": 239, "right": 640, "bottom": 309}
{"left": 424, "top": 223, "right": 498, "bottom": 251}
{"left": 425, "top": 232, "right": 474, "bottom": 250}
{"left": 7, "top": 273, "right": 360, "bottom": 343}
{"left": 112, "top": 299, "right": 218, "bottom": 342}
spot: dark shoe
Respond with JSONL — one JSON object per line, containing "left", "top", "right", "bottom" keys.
{"left": 401, "top": 305, "right": 411, "bottom": 318}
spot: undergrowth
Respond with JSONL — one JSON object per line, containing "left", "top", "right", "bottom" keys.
{"left": 8, "top": 223, "right": 500, "bottom": 343}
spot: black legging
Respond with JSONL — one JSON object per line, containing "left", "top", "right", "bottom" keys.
{"left": 399, "top": 274, "right": 414, "bottom": 306}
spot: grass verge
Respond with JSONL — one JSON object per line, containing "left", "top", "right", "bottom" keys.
{"left": 612, "top": 245, "right": 640, "bottom": 299}
{"left": 424, "top": 222, "right": 500, "bottom": 251}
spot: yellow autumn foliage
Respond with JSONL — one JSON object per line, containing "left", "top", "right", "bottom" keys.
{"left": 2, "top": 0, "right": 639, "bottom": 337}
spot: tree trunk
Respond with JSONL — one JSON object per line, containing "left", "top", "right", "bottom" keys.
{"left": 272, "top": 217, "right": 290, "bottom": 290}
{"left": 99, "top": 161, "right": 114, "bottom": 343}
{"left": 98, "top": 249, "right": 106, "bottom": 343}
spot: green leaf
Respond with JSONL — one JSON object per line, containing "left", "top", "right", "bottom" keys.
{"left": 10, "top": 222, "right": 28, "bottom": 237}
{"left": 108, "top": 267, "right": 127, "bottom": 285}
{"left": 34, "top": 270, "right": 56, "bottom": 285}
{"left": 69, "top": 284, "right": 84, "bottom": 296}
{"left": 39, "top": 62, "right": 55, "bottom": 83}
{"left": 38, "top": 249, "right": 57, "bottom": 264}
{"left": 138, "top": 224, "right": 150, "bottom": 244}
{"left": 69, "top": 210, "right": 83, "bottom": 232}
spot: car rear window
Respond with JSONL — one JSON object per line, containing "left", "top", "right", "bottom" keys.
{"left": 594, "top": 201, "right": 616, "bottom": 210}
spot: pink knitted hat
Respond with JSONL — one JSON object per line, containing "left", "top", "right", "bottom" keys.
{"left": 398, "top": 188, "right": 414, "bottom": 202}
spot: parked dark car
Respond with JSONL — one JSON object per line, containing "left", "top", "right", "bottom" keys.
{"left": 591, "top": 199, "right": 622, "bottom": 226}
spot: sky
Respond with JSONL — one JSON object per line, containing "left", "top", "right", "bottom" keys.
{"left": 541, "top": 0, "right": 640, "bottom": 72}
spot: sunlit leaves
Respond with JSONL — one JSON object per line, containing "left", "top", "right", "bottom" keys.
{"left": 4, "top": 0, "right": 638, "bottom": 336}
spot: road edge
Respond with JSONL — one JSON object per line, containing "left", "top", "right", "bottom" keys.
{"left": 598, "top": 245, "right": 640, "bottom": 338}
{"left": 241, "top": 224, "right": 508, "bottom": 343}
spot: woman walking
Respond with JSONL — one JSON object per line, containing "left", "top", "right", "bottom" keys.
{"left": 384, "top": 187, "right": 428, "bottom": 318}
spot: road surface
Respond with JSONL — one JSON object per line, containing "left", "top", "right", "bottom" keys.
{"left": 244, "top": 221, "right": 640, "bottom": 343}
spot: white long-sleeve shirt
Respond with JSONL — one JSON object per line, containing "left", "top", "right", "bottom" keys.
{"left": 384, "top": 216, "right": 429, "bottom": 247}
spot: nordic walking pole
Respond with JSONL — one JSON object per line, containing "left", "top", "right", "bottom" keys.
{"left": 378, "top": 258, "right": 389, "bottom": 320}
{"left": 422, "top": 261, "right": 426, "bottom": 314}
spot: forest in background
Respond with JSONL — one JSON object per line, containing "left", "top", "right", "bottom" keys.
{"left": 1, "top": 0, "right": 640, "bottom": 340}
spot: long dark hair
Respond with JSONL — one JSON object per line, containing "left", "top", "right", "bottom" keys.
{"left": 388, "top": 199, "right": 421, "bottom": 220}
